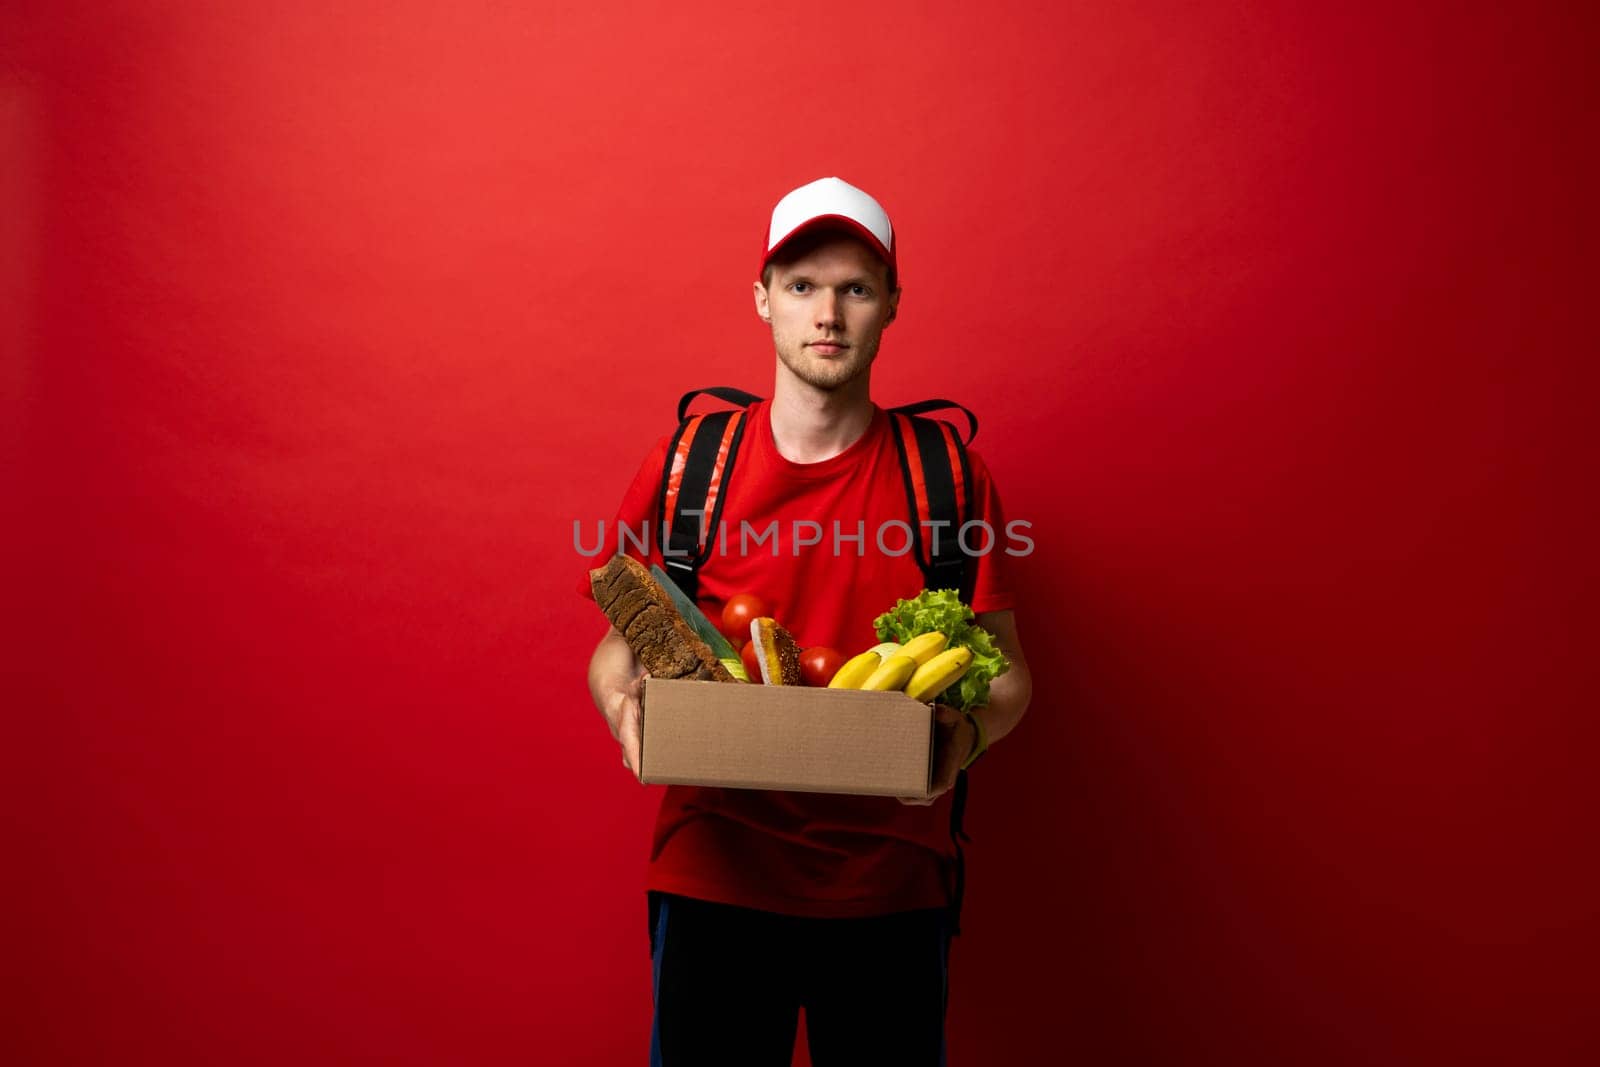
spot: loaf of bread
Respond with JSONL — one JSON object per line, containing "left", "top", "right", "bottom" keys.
{"left": 589, "top": 554, "right": 736, "bottom": 683}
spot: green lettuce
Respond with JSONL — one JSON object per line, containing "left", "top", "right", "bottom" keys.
{"left": 873, "top": 588, "right": 1009, "bottom": 711}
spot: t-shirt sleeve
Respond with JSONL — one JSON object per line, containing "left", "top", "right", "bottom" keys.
{"left": 964, "top": 449, "right": 1019, "bottom": 615}
{"left": 575, "top": 433, "right": 673, "bottom": 600}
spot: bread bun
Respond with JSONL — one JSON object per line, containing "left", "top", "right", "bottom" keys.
{"left": 749, "top": 616, "right": 802, "bottom": 686}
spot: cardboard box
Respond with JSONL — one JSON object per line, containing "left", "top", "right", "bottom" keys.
{"left": 639, "top": 678, "right": 935, "bottom": 798}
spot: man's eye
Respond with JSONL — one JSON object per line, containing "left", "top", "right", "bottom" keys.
{"left": 790, "top": 282, "right": 811, "bottom": 293}
{"left": 849, "top": 285, "right": 870, "bottom": 297}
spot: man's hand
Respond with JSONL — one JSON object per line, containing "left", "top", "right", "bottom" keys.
{"left": 898, "top": 703, "right": 977, "bottom": 806}
{"left": 588, "top": 626, "right": 650, "bottom": 780}
{"left": 603, "top": 669, "right": 648, "bottom": 776}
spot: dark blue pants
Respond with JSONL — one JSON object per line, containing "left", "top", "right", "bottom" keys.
{"left": 648, "top": 892, "right": 951, "bottom": 1066}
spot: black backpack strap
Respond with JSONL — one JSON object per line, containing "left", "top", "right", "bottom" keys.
{"left": 888, "top": 398, "right": 978, "bottom": 445}
{"left": 947, "top": 768, "right": 973, "bottom": 937}
{"left": 657, "top": 388, "right": 762, "bottom": 601}
{"left": 678, "top": 387, "right": 763, "bottom": 425}
{"left": 886, "top": 409, "right": 978, "bottom": 604}
{"left": 887, "top": 400, "right": 985, "bottom": 939}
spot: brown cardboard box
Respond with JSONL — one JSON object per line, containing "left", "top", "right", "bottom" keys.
{"left": 639, "top": 678, "right": 935, "bottom": 798}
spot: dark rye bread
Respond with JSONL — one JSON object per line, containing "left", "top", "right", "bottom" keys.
{"left": 590, "top": 555, "right": 736, "bottom": 683}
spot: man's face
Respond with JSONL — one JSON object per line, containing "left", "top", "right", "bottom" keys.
{"left": 753, "top": 234, "right": 900, "bottom": 392}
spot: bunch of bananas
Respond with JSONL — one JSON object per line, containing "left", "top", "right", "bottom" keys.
{"left": 826, "top": 632, "right": 975, "bottom": 704}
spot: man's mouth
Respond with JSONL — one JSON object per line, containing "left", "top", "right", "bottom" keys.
{"left": 808, "top": 340, "right": 850, "bottom": 354}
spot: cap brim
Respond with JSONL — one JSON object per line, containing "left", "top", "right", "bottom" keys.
{"left": 761, "top": 215, "right": 896, "bottom": 275}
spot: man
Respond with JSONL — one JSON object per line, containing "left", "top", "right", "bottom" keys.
{"left": 582, "top": 177, "right": 1032, "bottom": 1065}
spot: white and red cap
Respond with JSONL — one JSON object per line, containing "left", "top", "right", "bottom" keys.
{"left": 761, "top": 176, "right": 896, "bottom": 280}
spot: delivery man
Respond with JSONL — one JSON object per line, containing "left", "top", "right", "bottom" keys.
{"left": 583, "top": 176, "right": 1032, "bottom": 1066}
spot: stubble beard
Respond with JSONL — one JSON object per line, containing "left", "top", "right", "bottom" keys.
{"left": 774, "top": 334, "right": 880, "bottom": 392}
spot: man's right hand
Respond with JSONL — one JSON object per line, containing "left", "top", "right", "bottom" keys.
{"left": 602, "top": 669, "right": 647, "bottom": 776}
{"left": 588, "top": 626, "right": 650, "bottom": 779}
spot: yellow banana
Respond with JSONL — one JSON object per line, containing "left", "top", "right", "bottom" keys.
{"left": 828, "top": 650, "right": 882, "bottom": 689}
{"left": 904, "top": 647, "right": 974, "bottom": 703}
{"left": 861, "top": 653, "right": 918, "bottom": 692}
{"left": 898, "top": 631, "right": 949, "bottom": 666}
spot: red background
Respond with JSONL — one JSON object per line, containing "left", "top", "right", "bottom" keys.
{"left": 5, "top": 2, "right": 1595, "bottom": 1064}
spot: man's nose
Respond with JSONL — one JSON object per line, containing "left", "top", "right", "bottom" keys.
{"left": 815, "top": 290, "right": 842, "bottom": 331}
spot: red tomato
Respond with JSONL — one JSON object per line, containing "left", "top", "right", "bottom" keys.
{"left": 740, "top": 637, "right": 763, "bottom": 682}
{"left": 721, "top": 594, "right": 770, "bottom": 641}
{"left": 799, "top": 646, "right": 846, "bottom": 688}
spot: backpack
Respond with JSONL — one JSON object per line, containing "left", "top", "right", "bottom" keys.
{"left": 655, "top": 385, "right": 984, "bottom": 935}
{"left": 657, "top": 386, "right": 981, "bottom": 603}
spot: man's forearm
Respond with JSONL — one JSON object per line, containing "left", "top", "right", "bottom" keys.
{"left": 972, "top": 656, "right": 1030, "bottom": 747}
{"left": 970, "top": 610, "right": 1032, "bottom": 750}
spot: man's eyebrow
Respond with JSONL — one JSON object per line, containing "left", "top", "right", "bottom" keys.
{"left": 799, "top": 274, "right": 872, "bottom": 286}
{"left": 776, "top": 271, "right": 875, "bottom": 287}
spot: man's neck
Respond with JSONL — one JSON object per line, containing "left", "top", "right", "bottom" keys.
{"left": 769, "top": 372, "right": 875, "bottom": 464}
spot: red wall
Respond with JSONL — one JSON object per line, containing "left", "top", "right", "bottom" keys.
{"left": 6, "top": 2, "right": 1594, "bottom": 1064}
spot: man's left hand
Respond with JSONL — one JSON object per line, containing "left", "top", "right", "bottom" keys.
{"left": 898, "top": 703, "right": 976, "bottom": 806}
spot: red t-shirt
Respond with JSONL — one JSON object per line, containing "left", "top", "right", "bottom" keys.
{"left": 578, "top": 399, "right": 1015, "bottom": 917}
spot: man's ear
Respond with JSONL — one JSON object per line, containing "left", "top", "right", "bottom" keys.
{"left": 884, "top": 287, "right": 901, "bottom": 327}
{"left": 753, "top": 279, "right": 771, "bottom": 323}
